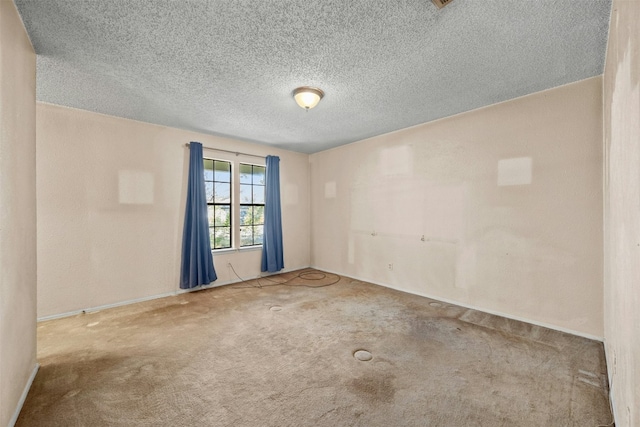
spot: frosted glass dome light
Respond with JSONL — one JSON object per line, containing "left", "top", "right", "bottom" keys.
{"left": 293, "top": 86, "right": 324, "bottom": 111}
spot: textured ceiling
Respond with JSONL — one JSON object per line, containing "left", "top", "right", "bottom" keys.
{"left": 15, "top": 0, "right": 611, "bottom": 154}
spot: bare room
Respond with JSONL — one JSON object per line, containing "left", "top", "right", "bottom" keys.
{"left": 1, "top": 0, "right": 638, "bottom": 426}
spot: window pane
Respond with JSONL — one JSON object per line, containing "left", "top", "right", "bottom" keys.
{"left": 214, "top": 227, "right": 231, "bottom": 249}
{"left": 253, "top": 205, "right": 264, "bottom": 225}
{"left": 214, "top": 161, "right": 231, "bottom": 182}
{"left": 253, "top": 185, "right": 265, "bottom": 204}
{"left": 239, "top": 164, "right": 252, "bottom": 184}
{"left": 240, "top": 205, "right": 253, "bottom": 225}
{"left": 214, "top": 182, "right": 231, "bottom": 203}
{"left": 209, "top": 227, "right": 216, "bottom": 249}
{"left": 240, "top": 226, "right": 253, "bottom": 246}
{"left": 207, "top": 206, "right": 215, "bottom": 226}
{"left": 253, "top": 166, "right": 266, "bottom": 185}
{"left": 240, "top": 184, "right": 252, "bottom": 203}
{"left": 205, "top": 182, "right": 214, "bottom": 203}
{"left": 204, "top": 159, "right": 214, "bottom": 181}
{"left": 214, "top": 205, "right": 230, "bottom": 226}
{"left": 254, "top": 225, "right": 264, "bottom": 245}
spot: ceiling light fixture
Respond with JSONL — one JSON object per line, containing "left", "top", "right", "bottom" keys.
{"left": 293, "top": 86, "right": 324, "bottom": 111}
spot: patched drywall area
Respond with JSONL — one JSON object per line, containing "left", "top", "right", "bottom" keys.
{"left": 0, "top": 1, "right": 37, "bottom": 425}
{"left": 603, "top": 1, "right": 640, "bottom": 426}
{"left": 36, "top": 104, "right": 310, "bottom": 318}
{"left": 310, "top": 77, "right": 604, "bottom": 338}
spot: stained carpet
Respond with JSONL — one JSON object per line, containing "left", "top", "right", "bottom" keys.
{"left": 17, "top": 269, "right": 612, "bottom": 426}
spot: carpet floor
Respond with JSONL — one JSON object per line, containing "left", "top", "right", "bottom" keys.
{"left": 17, "top": 269, "right": 612, "bottom": 426}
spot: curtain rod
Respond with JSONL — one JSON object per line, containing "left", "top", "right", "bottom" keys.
{"left": 184, "top": 143, "right": 265, "bottom": 159}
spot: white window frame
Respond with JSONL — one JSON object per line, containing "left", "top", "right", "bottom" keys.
{"left": 204, "top": 154, "right": 265, "bottom": 253}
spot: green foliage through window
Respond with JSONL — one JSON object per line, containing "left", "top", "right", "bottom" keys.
{"left": 204, "top": 159, "right": 232, "bottom": 249}
{"left": 239, "top": 163, "right": 265, "bottom": 247}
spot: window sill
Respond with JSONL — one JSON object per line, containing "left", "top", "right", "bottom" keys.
{"left": 211, "top": 248, "right": 236, "bottom": 255}
{"left": 212, "top": 246, "right": 263, "bottom": 254}
{"left": 239, "top": 245, "right": 263, "bottom": 252}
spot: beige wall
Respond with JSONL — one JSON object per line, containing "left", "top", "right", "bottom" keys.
{"left": 310, "top": 77, "right": 604, "bottom": 338}
{"left": 36, "top": 103, "right": 310, "bottom": 318}
{"left": 603, "top": 1, "right": 640, "bottom": 426}
{"left": 0, "top": 0, "right": 37, "bottom": 426}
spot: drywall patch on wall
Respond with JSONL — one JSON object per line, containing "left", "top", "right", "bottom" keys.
{"left": 380, "top": 145, "right": 413, "bottom": 176}
{"left": 497, "top": 157, "right": 532, "bottom": 186}
{"left": 455, "top": 244, "right": 476, "bottom": 290}
{"left": 349, "top": 178, "right": 465, "bottom": 243}
{"left": 325, "top": 181, "right": 337, "bottom": 198}
{"left": 422, "top": 183, "right": 465, "bottom": 242}
{"left": 350, "top": 177, "right": 423, "bottom": 238}
{"left": 118, "top": 170, "right": 154, "bottom": 204}
{"left": 283, "top": 183, "right": 298, "bottom": 205}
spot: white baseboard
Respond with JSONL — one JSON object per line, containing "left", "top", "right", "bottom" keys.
{"left": 37, "top": 292, "right": 177, "bottom": 322}
{"left": 312, "top": 265, "right": 604, "bottom": 342}
{"left": 37, "top": 265, "right": 309, "bottom": 322}
{"left": 9, "top": 363, "right": 39, "bottom": 427}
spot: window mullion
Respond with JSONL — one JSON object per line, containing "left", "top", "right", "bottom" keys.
{"left": 233, "top": 161, "right": 240, "bottom": 249}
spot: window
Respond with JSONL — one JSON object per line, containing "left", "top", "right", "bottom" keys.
{"left": 239, "top": 164, "right": 265, "bottom": 247}
{"left": 203, "top": 157, "right": 265, "bottom": 250}
{"left": 204, "top": 159, "right": 232, "bottom": 249}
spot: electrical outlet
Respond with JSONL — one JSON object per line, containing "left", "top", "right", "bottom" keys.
{"left": 388, "top": 263, "right": 393, "bottom": 271}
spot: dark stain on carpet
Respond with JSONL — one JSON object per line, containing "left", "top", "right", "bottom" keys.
{"left": 347, "top": 374, "right": 396, "bottom": 403}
